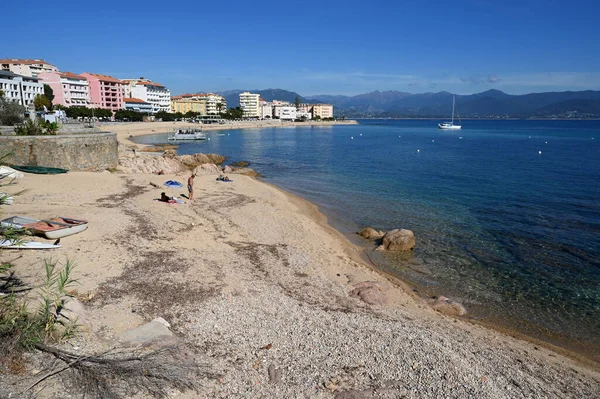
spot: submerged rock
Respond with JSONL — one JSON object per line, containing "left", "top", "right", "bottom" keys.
{"left": 376, "top": 229, "right": 416, "bottom": 251}
{"left": 357, "top": 227, "right": 385, "bottom": 240}
{"left": 430, "top": 296, "right": 467, "bottom": 316}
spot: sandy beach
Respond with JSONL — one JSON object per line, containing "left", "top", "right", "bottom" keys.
{"left": 1, "top": 122, "right": 598, "bottom": 398}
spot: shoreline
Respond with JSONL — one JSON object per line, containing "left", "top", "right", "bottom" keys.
{"left": 106, "top": 121, "right": 600, "bottom": 367}
{"left": 2, "top": 164, "right": 599, "bottom": 395}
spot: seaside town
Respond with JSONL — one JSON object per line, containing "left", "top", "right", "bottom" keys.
{"left": 1, "top": 58, "right": 599, "bottom": 399}
{"left": 0, "top": 58, "right": 334, "bottom": 124}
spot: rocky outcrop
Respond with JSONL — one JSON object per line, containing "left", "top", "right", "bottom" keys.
{"left": 118, "top": 152, "right": 188, "bottom": 174}
{"left": 430, "top": 296, "right": 467, "bottom": 316}
{"left": 178, "top": 153, "right": 226, "bottom": 168}
{"left": 192, "top": 163, "right": 222, "bottom": 176}
{"left": 357, "top": 227, "right": 385, "bottom": 240}
{"left": 233, "top": 168, "right": 263, "bottom": 178}
{"left": 376, "top": 229, "right": 415, "bottom": 251}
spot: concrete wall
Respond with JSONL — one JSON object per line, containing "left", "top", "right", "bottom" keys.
{"left": 0, "top": 132, "right": 118, "bottom": 171}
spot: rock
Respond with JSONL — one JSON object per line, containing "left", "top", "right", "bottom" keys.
{"left": 163, "top": 149, "right": 178, "bottom": 159}
{"left": 62, "top": 298, "right": 96, "bottom": 333}
{"left": 223, "top": 165, "right": 234, "bottom": 173}
{"left": 376, "top": 229, "right": 415, "bottom": 251}
{"left": 349, "top": 282, "right": 386, "bottom": 305}
{"left": 233, "top": 168, "right": 263, "bottom": 178}
{"left": 192, "top": 163, "right": 222, "bottom": 176}
{"left": 118, "top": 317, "right": 177, "bottom": 346}
{"left": 431, "top": 296, "right": 467, "bottom": 316}
{"left": 177, "top": 153, "right": 226, "bottom": 167}
{"left": 357, "top": 227, "right": 384, "bottom": 239}
{"left": 231, "top": 161, "right": 250, "bottom": 168}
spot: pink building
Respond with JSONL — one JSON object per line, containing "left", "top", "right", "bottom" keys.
{"left": 38, "top": 71, "right": 91, "bottom": 108}
{"left": 80, "top": 72, "right": 123, "bottom": 111}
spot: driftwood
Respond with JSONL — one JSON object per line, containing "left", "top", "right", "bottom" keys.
{"left": 25, "top": 343, "right": 219, "bottom": 399}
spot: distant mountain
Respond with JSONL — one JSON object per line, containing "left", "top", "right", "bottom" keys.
{"left": 217, "top": 89, "right": 307, "bottom": 108}
{"left": 307, "top": 89, "right": 600, "bottom": 118}
{"left": 211, "top": 88, "right": 600, "bottom": 118}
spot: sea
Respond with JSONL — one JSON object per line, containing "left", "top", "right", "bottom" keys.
{"left": 133, "top": 119, "right": 600, "bottom": 360}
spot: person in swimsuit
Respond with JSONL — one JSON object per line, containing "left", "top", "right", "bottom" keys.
{"left": 187, "top": 173, "right": 195, "bottom": 200}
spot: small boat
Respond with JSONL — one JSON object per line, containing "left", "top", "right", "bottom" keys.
{"left": 1, "top": 216, "right": 88, "bottom": 239}
{"left": 167, "top": 129, "right": 207, "bottom": 141}
{"left": 0, "top": 239, "right": 61, "bottom": 249}
{"left": 438, "top": 95, "right": 462, "bottom": 130}
{"left": 10, "top": 165, "right": 68, "bottom": 174}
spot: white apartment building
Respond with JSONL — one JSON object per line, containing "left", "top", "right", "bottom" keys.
{"left": 259, "top": 99, "right": 273, "bottom": 119}
{"left": 122, "top": 79, "right": 171, "bottom": 113}
{"left": 0, "top": 70, "right": 44, "bottom": 107}
{"left": 273, "top": 105, "right": 297, "bottom": 121}
{"left": 204, "top": 93, "right": 227, "bottom": 115}
{"left": 0, "top": 59, "right": 58, "bottom": 78}
{"left": 239, "top": 92, "right": 260, "bottom": 118}
{"left": 38, "top": 71, "right": 91, "bottom": 107}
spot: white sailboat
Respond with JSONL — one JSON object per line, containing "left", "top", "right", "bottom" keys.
{"left": 438, "top": 95, "right": 462, "bottom": 130}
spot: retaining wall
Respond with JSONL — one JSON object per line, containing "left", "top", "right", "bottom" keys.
{"left": 0, "top": 132, "right": 118, "bottom": 171}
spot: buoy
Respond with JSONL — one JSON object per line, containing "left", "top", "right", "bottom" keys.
{"left": 538, "top": 150, "right": 542, "bottom": 154}
{"left": 359, "top": 133, "right": 363, "bottom": 136}
{"left": 417, "top": 149, "right": 420, "bottom": 152}
{"left": 432, "top": 140, "right": 435, "bottom": 143}
{"left": 545, "top": 141, "right": 548, "bottom": 144}
{"left": 459, "top": 136, "right": 463, "bottom": 139}
{"left": 351, "top": 136, "right": 354, "bottom": 139}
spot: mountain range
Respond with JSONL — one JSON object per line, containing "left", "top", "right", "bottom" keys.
{"left": 216, "top": 88, "right": 600, "bottom": 119}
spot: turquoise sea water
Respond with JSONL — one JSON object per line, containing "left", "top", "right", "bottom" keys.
{"left": 134, "top": 120, "right": 600, "bottom": 358}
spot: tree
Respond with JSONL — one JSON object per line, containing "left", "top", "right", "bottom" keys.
{"left": 115, "top": 109, "right": 143, "bottom": 122}
{"left": 216, "top": 102, "right": 224, "bottom": 114}
{"left": 33, "top": 94, "right": 51, "bottom": 111}
{"left": 221, "top": 107, "right": 243, "bottom": 120}
{"left": 0, "top": 96, "right": 25, "bottom": 126}
{"left": 294, "top": 96, "right": 301, "bottom": 110}
{"left": 43, "top": 84, "right": 54, "bottom": 109}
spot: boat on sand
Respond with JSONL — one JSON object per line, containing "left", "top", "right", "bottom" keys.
{"left": 10, "top": 165, "right": 68, "bottom": 174}
{"left": 1, "top": 216, "right": 88, "bottom": 239}
{"left": 0, "top": 239, "right": 61, "bottom": 249}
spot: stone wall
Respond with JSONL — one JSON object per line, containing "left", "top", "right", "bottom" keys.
{"left": 0, "top": 132, "right": 118, "bottom": 171}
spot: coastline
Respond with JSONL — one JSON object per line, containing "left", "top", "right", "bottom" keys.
{"left": 2, "top": 121, "right": 597, "bottom": 396}
{"left": 2, "top": 169, "right": 598, "bottom": 396}
{"left": 111, "top": 120, "right": 600, "bottom": 367}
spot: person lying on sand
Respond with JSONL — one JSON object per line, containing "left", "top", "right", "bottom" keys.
{"left": 159, "top": 192, "right": 172, "bottom": 202}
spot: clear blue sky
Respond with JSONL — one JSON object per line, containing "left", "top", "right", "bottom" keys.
{"left": 4, "top": 0, "right": 600, "bottom": 96}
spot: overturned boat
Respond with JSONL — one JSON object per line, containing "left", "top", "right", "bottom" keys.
{"left": 1, "top": 216, "right": 88, "bottom": 239}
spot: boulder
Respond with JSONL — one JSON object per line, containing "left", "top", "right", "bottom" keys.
{"left": 376, "top": 229, "right": 415, "bottom": 251}
{"left": 118, "top": 317, "right": 177, "bottom": 346}
{"left": 430, "top": 296, "right": 467, "bottom": 316}
{"left": 192, "top": 163, "right": 222, "bottom": 176}
{"left": 349, "top": 282, "right": 386, "bottom": 305}
{"left": 177, "top": 153, "right": 226, "bottom": 167}
{"left": 222, "top": 165, "right": 234, "bottom": 173}
{"left": 163, "top": 149, "right": 178, "bottom": 159}
{"left": 233, "top": 168, "right": 263, "bottom": 178}
{"left": 119, "top": 153, "right": 188, "bottom": 174}
{"left": 357, "top": 227, "right": 384, "bottom": 240}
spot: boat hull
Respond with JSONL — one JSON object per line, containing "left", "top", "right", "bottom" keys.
{"left": 10, "top": 165, "right": 68, "bottom": 174}
{"left": 438, "top": 123, "right": 462, "bottom": 130}
{"left": 0, "top": 239, "right": 61, "bottom": 249}
{"left": 1, "top": 216, "right": 88, "bottom": 239}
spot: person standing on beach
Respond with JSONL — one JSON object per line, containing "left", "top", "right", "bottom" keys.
{"left": 187, "top": 173, "right": 195, "bottom": 200}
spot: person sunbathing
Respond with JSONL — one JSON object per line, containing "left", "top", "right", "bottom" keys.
{"left": 160, "top": 192, "right": 172, "bottom": 202}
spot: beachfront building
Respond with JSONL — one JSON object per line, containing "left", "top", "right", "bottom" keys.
{"left": 259, "top": 98, "right": 273, "bottom": 119}
{"left": 0, "top": 70, "right": 44, "bottom": 107}
{"left": 38, "top": 71, "right": 91, "bottom": 108}
{"left": 80, "top": 73, "right": 124, "bottom": 112}
{"left": 299, "top": 103, "right": 334, "bottom": 119}
{"left": 171, "top": 93, "right": 227, "bottom": 115}
{"left": 0, "top": 59, "right": 58, "bottom": 78}
{"left": 239, "top": 92, "right": 260, "bottom": 118}
{"left": 121, "top": 78, "right": 171, "bottom": 113}
{"left": 273, "top": 105, "right": 297, "bottom": 121}
{"left": 124, "top": 97, "right": 153, "bottom": 113}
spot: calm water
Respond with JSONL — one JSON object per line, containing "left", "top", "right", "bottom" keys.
{"left": 135, "top": 120, "right": 600, "bottom": 357}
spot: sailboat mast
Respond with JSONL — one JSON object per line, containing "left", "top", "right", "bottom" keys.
{"left": 452, "top": 95, "right": 455, "bottom": 124}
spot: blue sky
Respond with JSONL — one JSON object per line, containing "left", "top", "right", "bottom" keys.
{"left": 3, "top": 0, "right": 600, "bottom": 96}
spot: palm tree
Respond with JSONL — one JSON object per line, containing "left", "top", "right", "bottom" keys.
{"left": 216, "top": 102, "right": 224, "bottom": 114}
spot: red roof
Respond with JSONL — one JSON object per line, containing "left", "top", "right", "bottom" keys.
{"left": 82, "top": 73, "right": 121, "bottom": 83}
{"left": 137, "top": 81, "right": 164, "bottom": 87}
{"left": 0, "top": 58, "right": 53, "bottom": 65}
{"left": 124, "top": 97, "right": 148, "bottom": 104}
{"left": 59, "top": 71, "right": 85, "bottom": 80}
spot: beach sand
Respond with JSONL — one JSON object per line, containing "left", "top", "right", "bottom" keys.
{"left": 1, "top": 123, "right": 598, "bottom": 397}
